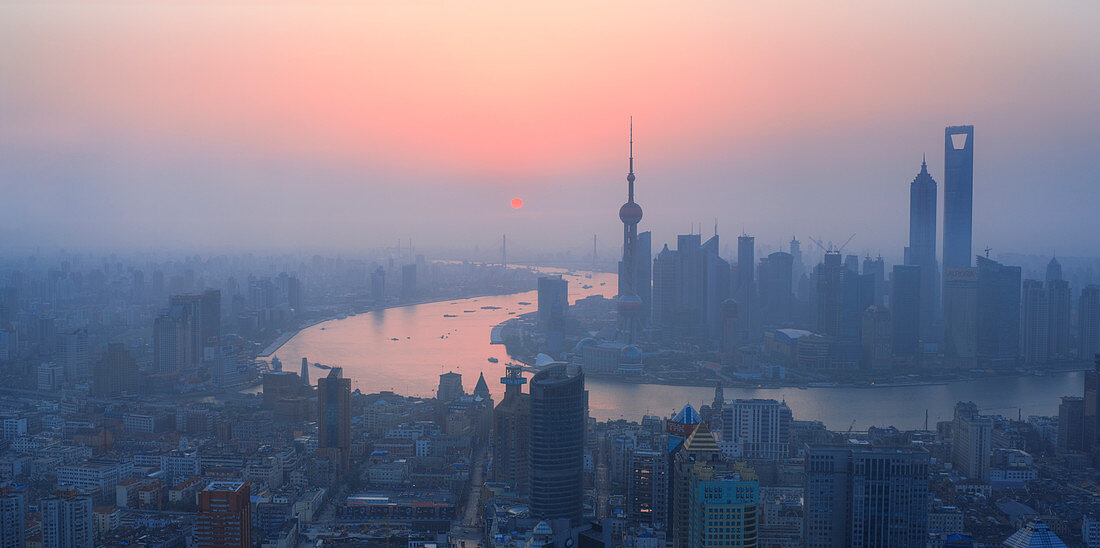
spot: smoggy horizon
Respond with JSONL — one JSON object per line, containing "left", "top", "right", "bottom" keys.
{"left": 3, "top": 2, "right": 1099, "bottom": 258}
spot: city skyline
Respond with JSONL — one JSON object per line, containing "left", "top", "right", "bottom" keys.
{"left": 3, "top": 3, "right": 1100, "bottom": 255}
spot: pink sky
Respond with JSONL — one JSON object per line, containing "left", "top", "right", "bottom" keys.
{"left": 2, "top": 2, "right": 1098, "bottom": 257}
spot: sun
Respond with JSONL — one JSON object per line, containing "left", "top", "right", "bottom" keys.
{"left": 511, "top": 197, "right": 523, "bottom": 209}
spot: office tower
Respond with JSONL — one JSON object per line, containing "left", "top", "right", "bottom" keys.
{"left": 862, "top": 255, "right": 885, "bottom": 307}
{"left": 263, "top": 371, "right": 302, "bottom": 408}
{"left": 437, "top": 371, "right": 464, "bottom": 402}
{"left": 861, "top": 305, "right": 892, "bottom": 370}
{"left": 200, "top": 289, "right": 221, "bottom": 352}
{"left": 1080, "top": 286, "right": 1100, "bottom": 360}
{"left": 841, "top": 270, "right": 875, "bottom": 344}
{"left": 976, "top": 256, "right": 1022, "bottom": 367}
{"left": 1021, "top": 279, "right": 1050, "bottom": 364}
{"left": 282, "top": 276, "right": 301, "bottom": 311}
{"left": 1087, "top": 356, "right": 1100, "bottom": 464}
{"left": 617, "top": 122, "right": 645, "bottom": 344}
{"left": 843, "top": 254, "right": 859, "bottom": 274}
{"left": 627, "top": 448, "right": 669, "bottom": 528}
{"left": 169, "top": 294, "right": 205, "bottom": 363}
{"left": 537, "top": 275, "right": 568, "bottom": 353}
{"left": 1058, "top": 396, "right": 1085, "bottom": 455}
{"left": 652, "top": 244, "right": 677, "bottom": 330}
{"left": 91, "top": 343, "right": 139, "bottom": 397}
{"left": 758, "top": 252, "right": 794, "bottom": 326}
{"left": 40, "top": 491, "right": 94, "bottom": 548}
{"left": 702, "top": 235, "right": 731, "bottom": 339}
{"left": 37, "top": 362, "right": 63, "bottom": 391}
{"left": 790, "top": 237, "right": 804, "bottom": 281}
{"left": 195, "top": 481, "right": 251, "bottom": 548}
{"left": 0, "top": 485, "right": 25, "bottom": 548}
{"left": 529, "top": 364, "right": 586, "bottom": 525}
{"left": 318, "top": 368, "right": 351, "bottom": 469}
{"left": 720, "top": 299, "right": 739, "bottom": 359}
{"left": 300, "top": 357, "right": 310, "bottom": 387}
{"left": 687, "top": 463, "right": 759, "bottom": 548}
{"left": 400, "top": 263, "right": 417, "bottom": 301}
{"left": 814, "top": 252, "right": 844, "bottom": 338}
{"left": 1046, "top": 259, "right": 1071, "bottom": 360}
{"left": 56, "top": 328, "right": 90, "bottom": 380}
{"left": 891, "top": 265, "right": 921, "bottom": 356}
{"left": 670, "top": 422, "right": 722, "bottom": 548}
{"left": 153, "top": 313, "right": 189, "bottom": 372}
{"left": 907, "top": 158, "right": 939, "bottom": 339}
{"left": 637, "top": 230, "right": 653, "bottom": 323}
{"left": 944, "top": 267, "right": 979, "bottom": 367}
{"left": 803, "top": 445, "right": 930, "bottom": 548}
{"left": 493, "top": 365, "right": 530, "bottom": 493}
{"left": 943, "top": 125, "right": 974, "bottom": 270}
{"left": 721, "top": 399, "right": 792, "bottom": 461}
{"left": 370, "top": 267, "right": 385, "bottom": 302}
{"left": 951, "top": 402, "right": 992, "bottom": 481}
{"left": 737, "top": 235, "right": 757, "bottom": 338}
{"left": 652, "top": 235, "right": 718, "bottom": 339}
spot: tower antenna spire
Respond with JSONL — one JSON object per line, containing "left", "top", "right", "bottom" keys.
{"left": 627, "top": 117, "right": 635, "bottom": 203}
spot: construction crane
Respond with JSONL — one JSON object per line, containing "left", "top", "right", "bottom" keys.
{"left": 984, "top": 247, "right": 992, "bottom": 258}
{"left": 810, "top": 233, "right": 857, "bottom": 254}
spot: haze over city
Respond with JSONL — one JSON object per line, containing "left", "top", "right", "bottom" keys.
{"left": 3, "top": 2, "right": 1099, "bottom": 255}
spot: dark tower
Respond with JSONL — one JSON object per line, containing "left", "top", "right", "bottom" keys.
{"left": 300, "top": 357, "right": 310, "bottom": 387}
{"left": 529, "top": 364, "right": 587, "bottom": 525}
{"left": 943, "top": 125, "right": 974, "bottom": 270}
{"left": 317, "top": 367, "right": 351, "bottom": 469}
{"left": 907, "top": 157, "right": 939, "bottom": 341}
{"left": 617, "top": 119, "right": 645, "bottom": 343}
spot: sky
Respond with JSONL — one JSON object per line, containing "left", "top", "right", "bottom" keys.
{"left": 2, "top": 1, "right": 1099, "bottom": 259}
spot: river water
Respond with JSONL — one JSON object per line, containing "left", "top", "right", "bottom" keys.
{"left": 269, "top": 270, "right": 1083, "bottom": 430}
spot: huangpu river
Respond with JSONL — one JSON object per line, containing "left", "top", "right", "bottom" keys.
{"left": 264, "top": 270, "right": 1082, "bottom": 430}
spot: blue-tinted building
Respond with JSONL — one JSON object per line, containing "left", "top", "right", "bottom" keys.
{"left": 529, "top": 364, "right": 587, "bottom": 525}
{"left": 943, "top": 125, "right": 974, "bottom": 270}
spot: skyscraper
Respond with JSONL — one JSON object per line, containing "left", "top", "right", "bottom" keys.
{"left": 976, "top": 255, "right": 1021, "bottom": 367}
{"left": 861, "top": 255, "right": 885, "bottom": 307}
{"left": 617, "top": 120, "right": 645, "bottom": 344}
{"left": 814, "top": 252, "right": 844, "bottom": 339}
{"left": 670, "top": 422, "right": 723, "bottom": 548}
{"left": 91, "top": 343, "right": 139, "bottom": 397}
{"left": 300, "top": 357, "right": 310, "bottom": 387}
{"left": 40, "top": 491, "right": 93, "bottom": 548}
{"left": 737, "top": 235, "right": 757, "bottom": 338}
{"left": 0, "top": 485, "right": 25, "bottom": 548}
{"left": 891, "top": 265, "right": 921, "bottom": 356}
{"left": 1045, "top": 258, "right": 1071, "bottom": 360}
{"left": 1079, "top": 285, "right": 1100, "bottom": 361}
{"left": 529, "top": 364, "right": 586, "bottom": 525}
{"left": 687, "top": 463, "right": 760, "bottom": 548}
{"left": 318, "top": 368, "right": 351, "bottom": 469}
{"left": 906, "top": 158, "right": 939, "bottom": 340}
{"left": 195, "top": 481, "right": 251, "bottom": 548}
{"left": 627, "top": 448, "right": 668, "bottom": 528}
{"left": 1058, "top": 396, "right": 1085, "bottom": 455}
{"left": 943, "top": 125, "right": 974, "bottom": 270}
{"left": 537, "top": 275, "right": 568, "bottom": 353}
{"left": 493, "top": 365, "right": 530, "bottom": 494}
{"left": 758, "top": 252, "right": 794, "bottom": 326}
{"left": 1021, "top": 279, "right": 1050, "bottom": 365}
{"left": 721, "top": 398, "right": 792, "bottom": 461}
{"left": 803, "top": 445, "right": 930, "bottom": 548}
{"left": 200, "top": 288, "right": 221, "bottom": 355}
{"left": 951, "top": 401, "right": 992, "bottom": 481}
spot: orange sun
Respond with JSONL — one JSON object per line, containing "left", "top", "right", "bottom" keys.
{"left": 511, "top": 197, "right": 523, "bottom": 209}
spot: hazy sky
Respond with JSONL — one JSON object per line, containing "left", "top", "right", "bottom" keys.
{"left": 2, "top": 1, "right": 1098, "bottom": 258}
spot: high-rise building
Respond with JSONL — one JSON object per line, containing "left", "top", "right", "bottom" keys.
{"left": 300, "top": 357, "right": 310, "bottom": 387}
{"left": 194, "top": 481, "right": 251, "bottom": 548}
{"left": 803, "top": 445, "right": 930, "bottom": 548}
{"left": 400, "top": 263, "right": 417, "bottom": 301}
{"left": 91, "top": 343, "right": 140, "bottom": 397}
{"left": 493, "top": 365, "right": 530, "bottom": 494}
{"left": 637, "top": 230, "right": 653, "bottom": 323}
{"left": 1079, "top": 285, "right": 1100, "bottom": 361}
{"left": 814, "top": 252, "right": 844, "bottom": 339}
{"left": 1058, "top": 396, "right": 1085, "bottom": 455}
{"left": 1086, "top": 356, "right": 1100, "bottom": 464}
{"left": 951, "top": 401, "right": 992, "bottom": 481}
{"left": 944, "top": 267, "right": 979, "bottom": 367}
{"left": 529, "top": 364, "right": 586, "bottom": 525}
{"left": 943, "top": 125, "right": 974, "bottom": 271}
{"left": 651, "top": 234, "right": 719, "bottom": 340}
{"left": 1046, "top": 259, "right": 1071, "bottom": 360}
{"left": 721, "top": 399, "right": 792, "bottom": 461}
{"left": 40, "top": 491, "right": 94, "bottom": 548}
{"left": 891, "top": 265, "right": 921, "bottom": 356}
{"left": 56, "top": 328, "right": 90, "bottom": 380}
{"left": 437, "top": 371, "right": 464, "bottom": 402}
{"left": 862, "top": 255, "right": 885, "bottom": 307}
{"left": 670, "top": 422, "right": 722, "bottom": 548}
{"left": 200, "top": 289, "right": 221, "bottom": 354}
{"left": 790, "top": 237, "right": 804, "bottom": 282}
{"left": 758, "top": 252, "right": 794, "bottom": 326}
{"left": 318, "top": 368, "right": 351, "bottom": 470}
{"left": 687, "top": 463, "right": 759, "bottom": 548}
{"left": 1021, "top": 279, "right": 1050, "bottom": 365}
{"left": 976, "top": 256, "right": 1021, "bottom": 367}
{"left": 617, "top": 121, "right": 645, "bottom": 344}
{"left": 906, "top": 158, "right": 939, "bottom": 340}
{"left": 861, "top": 305, "right": 892, "bottom": 370}
{"left": 0, "top": 485, "right": 26, "bottom": 548}
{"left": 370, "top": 267, "right": 386, "bottom": 302}
{"left": 652, "top": 243, "right": 677, "bottom": 331}
{"left": 627, "top": 448, "right": 668, "bottom": 528}
{"left": 537, "top": 275, "right": 568, "bottom": 354}
{"left": 737, "top": 235, "right": 757, "bottom": 338}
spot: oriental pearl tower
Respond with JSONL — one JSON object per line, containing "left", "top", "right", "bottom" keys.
{"left": 617, "top": 119, "right": 644, "bottom": 344}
